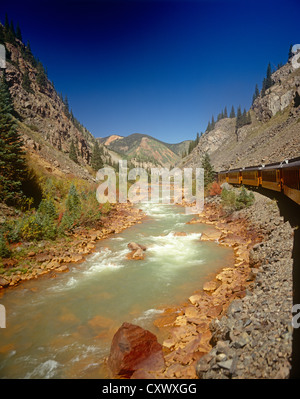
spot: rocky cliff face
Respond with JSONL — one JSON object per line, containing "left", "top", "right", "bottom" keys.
{"left": 183, "top": 60, "right": 300, "bottom": 171}
{"left": 252, "top": 62, "right": 300, "bottom": 121}
{"left": 3, "top": 39, "right": 101, "bottom": 180}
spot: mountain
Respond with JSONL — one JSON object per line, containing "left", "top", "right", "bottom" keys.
{"left": 183, "top": 59, "right": 300, "bottom": 171}
{"left": 98, "top": 133, "right": 191, "bottom": 168}
{"left": 1, "top": 26, "right": 191, "bottom": 181}
{"left": 1, "top": 27, "right": 111, "bottom": 181}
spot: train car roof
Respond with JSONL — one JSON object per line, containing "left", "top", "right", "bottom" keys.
{"left": 241, "top": 166, "right": 259, "bottom": 172}
{"left": 280, "top": 159, "right": 300, "bottom": 169}
{"left": 217, "top": 155, "right": 300, "bottom": 174}
{"left": 262, "top": 157, "right": 300, "bottom": 169}
{"left": 228, "top": 168, "right": 242, "bottom": 173}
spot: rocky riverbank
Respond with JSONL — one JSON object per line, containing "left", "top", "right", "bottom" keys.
{"left": 0, "top": 202, "right": 145, "bottom": 290}
{"left": 116, "top": 190, "right": 294, "bottom": 379}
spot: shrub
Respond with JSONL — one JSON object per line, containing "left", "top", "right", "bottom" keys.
{"left": 0, "top": 220, "right": 22, "bottom": 243}
{"left": 59, "top": 184, "right": 82, "bottom": 232}
{"left": 0, "top": 233, "right": 11, "bottom": 258}
{"left": 209, "top": 181, "right": 222, "bottom": 196}
{"left": 236, "top": 186, "right": 255, "bottom": 210}
{"left": 221, "top": 186, "right": 255, "bottom": 213}
{"left": 19, "top": 197, "right": 58, "bottom": 241}
{"left": 221, "top": 188, "right": 236, "bottom": 212}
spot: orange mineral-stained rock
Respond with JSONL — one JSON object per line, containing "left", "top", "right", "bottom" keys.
{"left": 108, "top": 322, "right": 165, "bottom": 378}
{"left": 203, "top": 281, "right": 218, "bottom": 292}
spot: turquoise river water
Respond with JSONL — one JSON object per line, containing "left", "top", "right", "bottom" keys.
{"left": 0, "top": 202, "right": 234, "bottom": 378}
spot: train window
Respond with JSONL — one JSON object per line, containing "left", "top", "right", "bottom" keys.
{"left": 283, "top": 169, "right": 300, "bottom": 190}
{"left": 229, "top": 172, "right": 239, "bottom": 179}
{"left": 242, "top": 171, "right": 257, "bottom": 179}
{"left": 262, "top": 170, "right": 277, "bottom": 182}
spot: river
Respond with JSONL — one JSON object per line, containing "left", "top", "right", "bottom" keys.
{"left": 0, "top": 202, "right": 234, "bottom": 378}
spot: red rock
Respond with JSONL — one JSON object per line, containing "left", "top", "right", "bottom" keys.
{"left": 108, "top": 322, "right": 164, "bottom": 378}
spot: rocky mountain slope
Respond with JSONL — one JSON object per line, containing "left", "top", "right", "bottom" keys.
{"left": 2, "top": 24, "right": 192, "bottom": 177}
{"left": 99, "top": 133, "right": 192, "bottom": 168}
{"left": 2, "top": 33, "right": 105, "bottom": 181}
{"left": 183, "top": 61, "right": 300, "bottom": 171}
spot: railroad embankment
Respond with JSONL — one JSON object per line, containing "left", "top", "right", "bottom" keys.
{"left": 196, "top": 190, "right": 294, "bottom": 379}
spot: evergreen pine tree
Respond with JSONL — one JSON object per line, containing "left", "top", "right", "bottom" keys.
{"left": 4, "top": 14, "right": 10, "bottom": 31}
{"left": 4, "top": 15, "right": 15, "bottom": 43}
{"left": 24, "top": 41, "right": 36, "bottom": 66}
{"left": 211, "top": 115, "right": 215, "bottom": 129}
{"left": 242, "top": 108, "right": 247, "bottom": 125}
{"left": 252, "top": 84, "right": 259, "bottom": 104}
{"left": 261, "top": 78, "right": 266, "bottom": 97}
{"left": 36, "top": 62, "right": 47, "bottom": 89}
{"left": 0, "top": 73, "right": 27, "bottom": 205}
{"left": 69, "top": 139, "right": 78, "bottom": 164}
{"left": 255, "top": 84, "right": 259, "bottom": 98}
{"left": 224, "top": 106, "right": 228, "bottom": 118}
{"left": 247, "top": 111, "right": 251, "bottom": 124}
{"left": 15, "top": 22, "right": 22, "bottom": 42}
{"left": 230, "top": 105, "right": 235, "bottom": 118}
{"left": 0, "top": 25, "right": 4, "bottom": 44}
{"left": 22, "top": 70, "right": 33, "bottom": 93}
{"left": 9, "top": 21, "right": 15, "bottom": 38}
{"left": 265, "top": 62, "right": 273, "bottom": 90}
{"left": 206, "top": 121, "right": 211, "bottom": 132}
{"left": 201, "top": 153, "right": 214, "bottom": 189}
{"left": 91, "top": 141, "right": 104, "bottom": 171}
{"left": 63, "top": 95, "right": 70, "bottom": 117}
{"left": 236, "top": 105, "right": 242, "bottom": 127}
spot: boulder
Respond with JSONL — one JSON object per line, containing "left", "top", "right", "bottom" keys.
{"left": 127, "top": 242, "right": 147, "bottom": 251}
{"left": 127, "top": 242, "right": 147, "bottom": 260}
{"left": 108, "top": 322, "right": 164, "bottom": 378}
{"left": 128, "top": 242, "right": 141, "bottom": 251}
{"left": 132, "top": 248, "right": 145, "bottom": 259}
{"left": 0, "top": 277, "right": 9, "bottom": 288}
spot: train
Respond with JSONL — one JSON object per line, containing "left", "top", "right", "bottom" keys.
{"left": 218, "top": 156, "right": 300, "bottom": 205}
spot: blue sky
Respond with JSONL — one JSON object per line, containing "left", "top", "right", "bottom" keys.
{"left": 2, "top": 0, "right": 300, "bottom": 143}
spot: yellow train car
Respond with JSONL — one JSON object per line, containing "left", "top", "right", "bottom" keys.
{"left": 218, "top": 171, "right": 228, "bottom": 185}
{"left": 281, "top": 158, "right": 300, "bottom": 205}
{"left": 241, "top": 167, "right": 260, "bottom": 187}
{"left": 228, "top": 169, "right": 241, "bottom": 184}
{"left": 217, "top": 156, "right": 300, "bottom": 206}
{"left": 261, "top": 166, "right": 281, "bottom": 192}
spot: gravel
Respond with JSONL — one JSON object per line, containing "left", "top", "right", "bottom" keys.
{"left": 196, "top": 192, "right": 294, "bottom": 379}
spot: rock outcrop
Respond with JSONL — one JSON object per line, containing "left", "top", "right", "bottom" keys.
{"left": 107, "top": 322, "right": 165, "bottom": 378}
{"left": 183, "top": 60, "right": 300, "bottom": 171}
